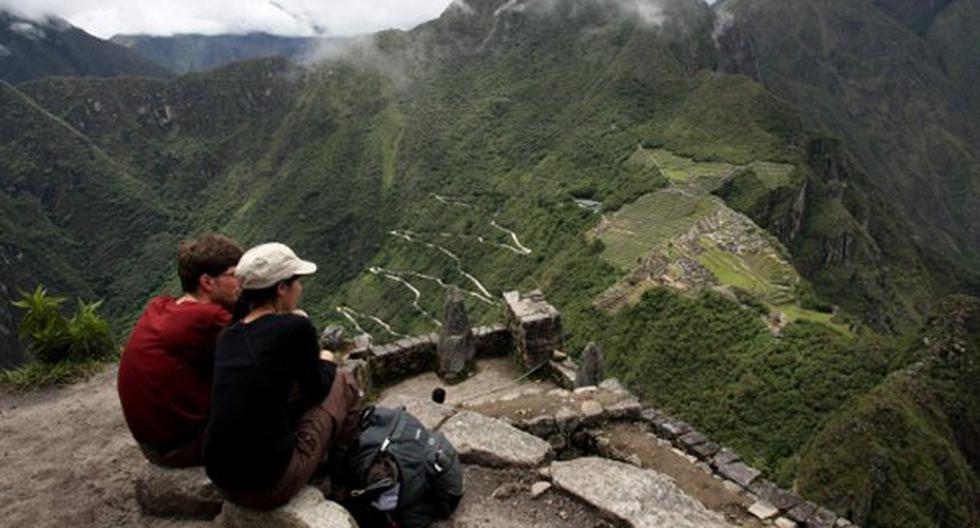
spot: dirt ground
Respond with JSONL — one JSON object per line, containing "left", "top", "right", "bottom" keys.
{"left": 0, "top": 366, "right": 207, "bottom": 528}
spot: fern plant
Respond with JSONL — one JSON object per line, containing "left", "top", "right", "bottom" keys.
{"left": 11, "top": 286, "right": 114, "bottom": 364}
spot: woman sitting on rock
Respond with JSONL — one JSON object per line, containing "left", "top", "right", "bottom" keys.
{"left": 204, "top": 242, "right": 361, "bottom": 509}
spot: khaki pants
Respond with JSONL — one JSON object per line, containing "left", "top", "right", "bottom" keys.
{"left": 223, "top": 369, "right": 362, "bottom": 510}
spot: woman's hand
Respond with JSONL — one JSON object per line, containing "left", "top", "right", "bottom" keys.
{"left": 319, "top": 349, "right": 335, "bottom": 363}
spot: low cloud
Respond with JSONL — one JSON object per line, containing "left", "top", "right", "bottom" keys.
{"left": 0, "top": 0, "right": 454, "bottom": 39}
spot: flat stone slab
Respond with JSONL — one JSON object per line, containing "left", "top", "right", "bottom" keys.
{"left": 440, "top": 411, "right": 552, "bottom": 468}
{"left": 135, "top": 462, "right": 223, "bottom": 519}
{"left": 217, "top": 487, "right": 358, "bottom": 528}
{"left": 377, "top": 394, "right": 457, "bottom": 430}
{"left": 550, "top": 457, "right": 734, "bottom": 528}
{"left": 717, "top": 461, "right": 761, "bottom": 488}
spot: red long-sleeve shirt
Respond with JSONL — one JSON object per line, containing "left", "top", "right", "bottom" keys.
{"left": 118, "top": 296, "right": 230, "bottom": 451}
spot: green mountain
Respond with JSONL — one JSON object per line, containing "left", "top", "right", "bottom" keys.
{"left": 2, "top": 0, "right": 978, "bottom": 524}
{"left": 0, "top": 11, "right": 170, "bottom": 83}
{"left": 110, "top": 32, "right": 350, "bottom": 74}
{"left": 715, "top": 0, "right": 980, "bottom": 331}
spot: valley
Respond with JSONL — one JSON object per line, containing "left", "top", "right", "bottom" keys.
{"left": 1, "top": 0, "right": 978, "bottom": 526}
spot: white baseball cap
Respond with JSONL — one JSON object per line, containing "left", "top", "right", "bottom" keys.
{"left": 236, "top": 242, "right": 317, "bottom": 290}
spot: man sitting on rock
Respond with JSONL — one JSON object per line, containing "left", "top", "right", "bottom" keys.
{"left": 118, "top": 233, "right": 244, "bottom": 467}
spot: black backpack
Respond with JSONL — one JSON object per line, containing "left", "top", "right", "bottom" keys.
{"left": 344, "top": 406, "right": 464, "bottom": 528}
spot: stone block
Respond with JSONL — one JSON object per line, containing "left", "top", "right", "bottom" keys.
{"left": 580, "top": 400, "right": 603, "bottom": 424}
{"left": 605, "top": 398, "right": 643, "bottom": 420}
{"left": 440, "top": 411, "right": 552, "bottom": 468}
{"left": 521, "top": 414, "right": 557, "bottom": 437}
{"left": 748, "top": 479, "right": 801, "bottom": 511}
{"left": 598, "top": 378, "right": 628, "bottom": 394}
{"left": 678, "top": 431, "right": 707, "bottom": 450}
{"left": 135, "top": 462, "right": 223, "bottom": 520}
{"left": 690, "top": 441, "right": 721, "bottom": 460}
{"left": 547, "top": 359, "right": 577, "bottom": 390}
{"left": 775, "top": 518, "right": 799, "bottom": 528}
{"left": 806, "top": 508, "right": 838, "bottom": 528}
{"left": 530, "top": 481, "right": 552, "bottom": 499}
{"left": 786, "top": 501, "right": 818, "bottom": 524}
{"left": 710, "top": 448, "right": 740, "bottom": 469}
{"left": 659, "top": 419, "right": 692, "bottom": 440}
{"left": 717, "top": 462, "right": 761, "bottom": 488}
{"left": 554, "top": 406, "right": 581, "bottom": 433}
{"left": 748, "top": 500, "right": 779, "bottom": 520}
{"left": 216, "top": 487, "right": 357, "bottom": 528}
{"left": 550, "top": 458, "right": 733, "bottom": 528}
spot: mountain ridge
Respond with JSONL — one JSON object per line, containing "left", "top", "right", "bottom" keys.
{"left": 0, "top": 11, "right": 170, "bottom": 84}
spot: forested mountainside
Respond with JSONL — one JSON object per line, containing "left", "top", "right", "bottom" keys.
{"left": 0, "top": 11, "right": 170, "bottom": 83}
{"left": 110, "top": 33, "right": 350, "bottom": 74}
{"left": 1, "top": 0, "right": 977, "bottom": 525}
{"left": 715, "top": 0, "right": 980, "bottom": 330}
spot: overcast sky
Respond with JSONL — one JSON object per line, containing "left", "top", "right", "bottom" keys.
{"left": 0, "top": 0, "right": 455, "bottom": 38}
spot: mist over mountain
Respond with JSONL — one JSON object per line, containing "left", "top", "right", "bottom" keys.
{"left": 1, "top": 0, "right": 978, "bottom": 524}
{"left": 110, "top": 33, "right": 352, "bottom": 74}
{"left": 0, "top": 10, "right": 170, "bottom": 83}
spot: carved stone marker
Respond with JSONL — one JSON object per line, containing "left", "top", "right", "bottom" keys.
{"left": 575, "top": 342, "right": 604, "bottom": 387}
{"left": 437, "top": 287, "right": 476, "bottom": 383}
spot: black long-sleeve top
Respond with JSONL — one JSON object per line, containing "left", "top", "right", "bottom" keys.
{"left": 204, "top": 313, "right": 336, "bottom": 491}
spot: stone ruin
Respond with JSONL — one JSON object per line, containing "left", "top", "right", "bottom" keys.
{"left": 135, "top": 289, "right": 859, "bottom": 528}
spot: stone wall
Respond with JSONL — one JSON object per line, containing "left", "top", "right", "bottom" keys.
{"left": 349, "top": 324, "right": 511, "bottom": 388}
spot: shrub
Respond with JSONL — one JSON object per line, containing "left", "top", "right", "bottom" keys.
{"left": 12, "top": 286, "right": 115, "bottom": 365}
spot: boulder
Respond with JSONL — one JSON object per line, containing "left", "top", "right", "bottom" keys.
{"left": 440, "top": 411, "right": 552, "bottom": 468}
{"left": 135, "top": 462, "right": 223, "bottom": 520}
{"left": 216, "top": 487, "right": 358, "bottom": 528}
{"left": 550, "top": 457, "right": 733, "bottom": 528}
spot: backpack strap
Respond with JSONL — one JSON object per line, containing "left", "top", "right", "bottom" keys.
{"left": 380, "top": 407, "right": 405, "bottom": 454}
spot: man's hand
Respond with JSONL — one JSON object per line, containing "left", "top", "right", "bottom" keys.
{"left": 320, "top": 349, "right": 335, "bottom": 363}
